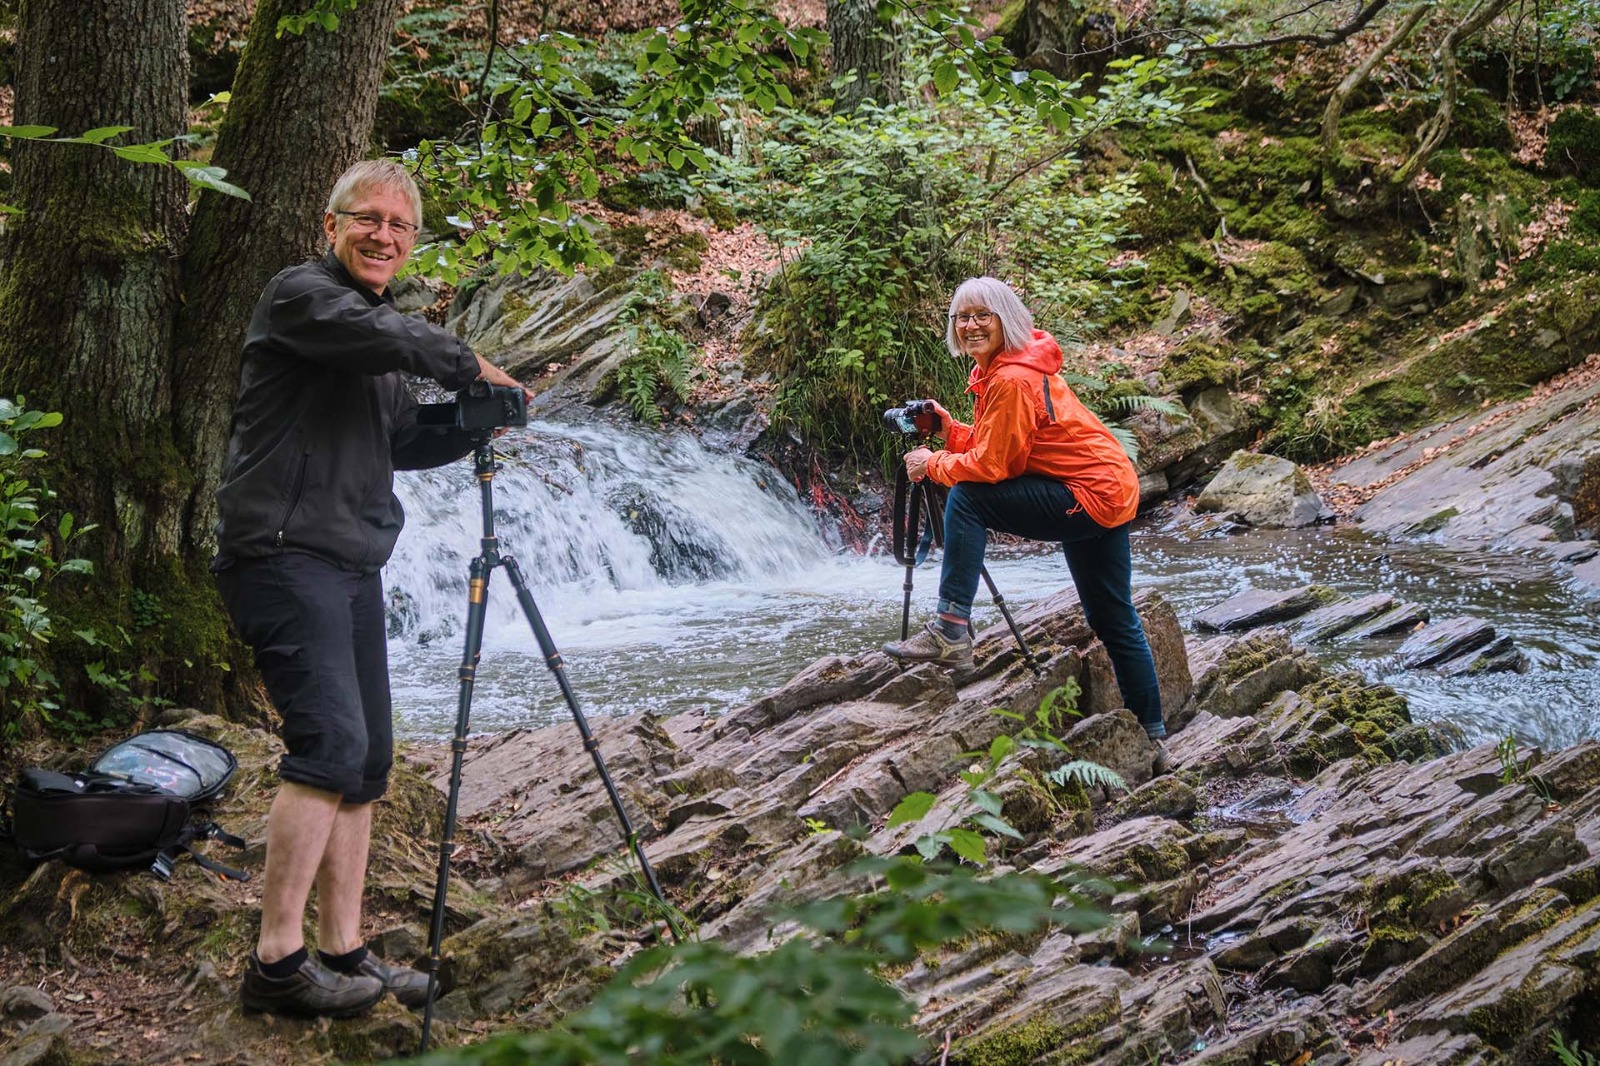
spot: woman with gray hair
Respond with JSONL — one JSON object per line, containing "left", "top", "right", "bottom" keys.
{"left": 884, "top": 276, "right": 1166, "bottom": 746}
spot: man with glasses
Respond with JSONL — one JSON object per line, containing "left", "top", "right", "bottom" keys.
{"left": 212, "top": 159, "right": 526, "bottom": 1018}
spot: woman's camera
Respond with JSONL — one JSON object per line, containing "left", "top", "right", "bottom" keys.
{"left": 882, "top": 399, "right": 941, "bottom": 436}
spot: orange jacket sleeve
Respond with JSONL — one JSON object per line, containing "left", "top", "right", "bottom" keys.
{"left": 943, "top": 417, "right": 974, "bottom": 453}
{"left": 927, "top": 377, "right": 1035, "bottom": 486}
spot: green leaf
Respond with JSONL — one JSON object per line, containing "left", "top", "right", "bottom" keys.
{"left": 887, "top": 791, "right": 936, "bottom": 828}
{"left": 57, "top": 514, "right": 72, "bottom": 540}
{"left": 177, "top": 164, "right": 252, "bottom": 201}
{"left": 972, "top": 813, "right": 1024, "bottom": 840}
{"left": 0, "top": 433, "right": 14, "bottom": 456}
{"left": 946, "top": 828, "right": 987, "bottom": 864}
{"left": 72, "top": 126, "right": 135, "bottom": 145}
{"left": 111, "top": 143, "right": 172, "bottom": 165}
{"left": 933, "top": 62, "right": 960, "bottom": 96}
{"left": 0, "top": 125, "right": 58, "bottom": 139}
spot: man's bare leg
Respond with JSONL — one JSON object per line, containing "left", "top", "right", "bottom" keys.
{"left": 256, "top": 781, "right": 342, "bottom": 963}
{"left": 314, "top": 801, "right": 374, "bottom": 955}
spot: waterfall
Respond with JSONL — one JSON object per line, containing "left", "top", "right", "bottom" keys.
{"left": 386, "top": 419, "right": 841, "bottom": 647}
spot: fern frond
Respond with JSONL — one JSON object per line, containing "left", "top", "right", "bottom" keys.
{"left": 1109, "top": 424, "right": 1140, "bottom": 463}
{"left": 1108, "top": 393, "right": 1184, "bottom": 417}
{"left": 1048, "top": 760, "right": 1128, "bottom": 792}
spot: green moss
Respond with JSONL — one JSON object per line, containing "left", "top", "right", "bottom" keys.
{"left": 1406, "top": 508, "right": 1460, "bottom": 535}
{"left": 1547, "top": 108, "right": 1600, "bottom": 184}
{"left": 956, "top": 992, "right": 1119, "bottom": 1065}
{"left": 1452, "top": 89, "right": 1513, "bottom": 151}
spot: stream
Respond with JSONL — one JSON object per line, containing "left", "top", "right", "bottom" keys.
{"left": 384, "top": 419, "right": 1599, "bottom": 753}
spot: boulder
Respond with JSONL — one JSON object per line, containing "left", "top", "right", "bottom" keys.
{"left": 1196, "top": 451, "right": 1332, "bottom": 528}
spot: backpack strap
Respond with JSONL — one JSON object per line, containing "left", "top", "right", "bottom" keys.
{"left": 152, "top": 821, "right": 252, "bottom": 883}
{"left": 1041, "top": 374, "right": 1057, "bottom": 424}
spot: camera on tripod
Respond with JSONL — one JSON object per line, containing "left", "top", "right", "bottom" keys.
{"left": 417, "top": 379, "right": 529, "bottom": 433}
{"left": 883, "top": 398, "right": 942, "bottom": 436}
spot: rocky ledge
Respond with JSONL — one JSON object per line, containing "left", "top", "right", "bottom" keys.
{"left": 2, "top": 589, "right": 1596, "bottom": 1065}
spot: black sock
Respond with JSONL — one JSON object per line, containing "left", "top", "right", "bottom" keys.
{"left": 318, "top": 946, "right": 370, "bottom": 974}
{"left": 258, "top": 946, "right": 309, "bottom": 979}
{"left": 937, "top": 617, "right": 967, "bottom": 641}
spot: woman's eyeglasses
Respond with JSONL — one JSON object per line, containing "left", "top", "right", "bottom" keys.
{"left": 950, "top": 310, "right": 995, "bottom": 327}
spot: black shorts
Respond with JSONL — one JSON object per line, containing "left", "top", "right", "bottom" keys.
{"left": 214, "top": 553, "right": 392, "bottom": 803}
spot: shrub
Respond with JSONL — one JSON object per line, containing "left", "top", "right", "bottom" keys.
{"left": 0, "top": 398, "right": 94, "bottom": 750}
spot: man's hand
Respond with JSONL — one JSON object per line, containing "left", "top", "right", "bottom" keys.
{"left": 904, "top": 447, "right": 934, "bottom": 482}
{"left": 476, "top": 355, "right": 532, "bottom": 401}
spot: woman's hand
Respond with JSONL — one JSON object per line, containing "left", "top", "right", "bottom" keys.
{"left": 928, "top": 400, "right": 954, "bottom": 431}
{"left": 904, "top": 447, "right": 934, "bottom": 482}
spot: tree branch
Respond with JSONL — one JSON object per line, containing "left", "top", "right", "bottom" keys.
{"left": 1392, "top": 0, "right": 1517, "bottom": 187}
{"left": 1320, "top": 1, "right": 1430, "bottom": 168}
{"left": 1187, "top": 0, "right": 1392, "bottom": 52}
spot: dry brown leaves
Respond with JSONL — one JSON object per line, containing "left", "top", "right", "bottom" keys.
{"left": 1510, "top": 106, "right": 1552, "bottom": 167}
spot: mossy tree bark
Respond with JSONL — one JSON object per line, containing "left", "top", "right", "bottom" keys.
{"left": 826, "top": 0, "right": 904, "bottom": 111}
{"left": 0, "top": 0, "right": 405, "bottom": 731}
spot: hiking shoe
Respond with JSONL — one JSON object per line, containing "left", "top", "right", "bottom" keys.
{"left": 240, "top": 953, "right": 384, "bottom": 1019}
{"left": 354, "top": 954, "right": 432, "bottom": 1009}
{"left": 883, "top": 621, "right": 974, "bottom": 668}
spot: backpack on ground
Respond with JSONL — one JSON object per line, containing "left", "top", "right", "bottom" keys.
{"left": 1, "top": 729, "right": 250, "bottom": 882}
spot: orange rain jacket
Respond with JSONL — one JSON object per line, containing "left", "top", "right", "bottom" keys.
{"left": 924, "top": 329, "right": 1140, "bottom": 529}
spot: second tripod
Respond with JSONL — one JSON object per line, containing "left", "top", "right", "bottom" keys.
{"left": 890, "top": 463, "right": 1043, "bottom": 674}
{"left": 420, "top": 439, "right": 676, "bottom": 1052}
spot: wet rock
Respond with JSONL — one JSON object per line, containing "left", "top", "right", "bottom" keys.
{"left": 1339, "top": 601, "right": 1431, "bottom": 640}
{"left": 1194, "top": 584, "right": 1340, "bottom": 632}
{"left": 1396, "top": 617, "right": 1498, "bottom": 668}
{"left": 1195, "top": 451, "right": 1332, "bottom": 528}
{"left": 1166, "top": 711, "right": 1283, "bottom": 777}
{"left": 1291, "top": 592, "right": 1398, "bottom": 642}
{"left": 1187, "top": 630, "right": 1322, "bottom": 720}
{"left": 1437, "top": 634, "right": 1530, "bottom": 676}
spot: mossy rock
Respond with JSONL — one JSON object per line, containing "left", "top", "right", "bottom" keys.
{"left": 1453, "top": 88, "right": 1514, "bottom": 151}
{"left": 1546, "top": 107, "right": 1600, "bottom": 185}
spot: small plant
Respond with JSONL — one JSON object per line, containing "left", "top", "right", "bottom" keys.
{"left": 0, "top": 398, "right": 95, "bottom": 746}
{"left": 1496, "top": 731, "right": 1555, "bottom": 804}
{"left": 606, "top": 271, "right": 700, "bottom": 426}
{"left": 1553, "top": 1031, "right": 1600, "bottom": 1066}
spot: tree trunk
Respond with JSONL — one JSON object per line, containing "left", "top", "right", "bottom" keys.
{"left": 0, "top": 0, "right": 404, "bottom": 729}
{"left": 826, "top": 0, "right": 903, "bottom": 111}
{"left": 174, "top": 0, "right": 407, "bottom": 559}
{"left": 1002, "top": 0, "right": 1086, "bottom": 79}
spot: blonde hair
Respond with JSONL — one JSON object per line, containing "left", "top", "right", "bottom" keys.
{"left": 945, "top": 277, "right": 1035, "bottom": 357}
{"left": 326, "top": 159, "right": 423, "bottom": 231}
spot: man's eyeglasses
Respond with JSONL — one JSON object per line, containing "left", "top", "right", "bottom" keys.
{"left": 336, "top": 211, "right": 419, "bottom": 239}
{"left": 950, "top": 310, "right": 995, "bottom": 327}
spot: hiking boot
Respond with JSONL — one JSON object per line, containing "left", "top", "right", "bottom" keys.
{"left": 240, "top": 953, "right": 384, "bottom": 1019}
{"left": 354, "top": 954, "right": 432, "bottom": 1009}
{"left": 883, "top": 621, "right": 974, "bottom": 669}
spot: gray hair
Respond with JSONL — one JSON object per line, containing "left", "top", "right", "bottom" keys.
{"left": 945, "top": 277, "right": 1035, "bottom": 357}
{"left": 326, "top": 159, "right": 423, "bottom": 231}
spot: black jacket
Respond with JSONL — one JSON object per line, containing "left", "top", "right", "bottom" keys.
{"left": 214, "top": 252, "right": 480, "bottom": 572}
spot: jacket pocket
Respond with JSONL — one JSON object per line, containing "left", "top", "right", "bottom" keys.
{"left": 274, "top": 453, "right": 311, "bottom": 548}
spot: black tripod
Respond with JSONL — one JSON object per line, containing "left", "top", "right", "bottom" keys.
{"left": 419, "top": 438, "right": 674, "bottom": 1052}
{"left": 890, "top": 462, "right": 1042, "bottom": 674}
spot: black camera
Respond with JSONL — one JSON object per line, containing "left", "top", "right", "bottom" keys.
{"left": 882, "top": 398, "right": 942, "bottom": 436}
{"left": 417, "top": 380, "right": 529, "bottom": 433}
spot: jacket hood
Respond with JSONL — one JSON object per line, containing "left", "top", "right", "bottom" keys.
{"left": 968, "top": 329, "right": 1062, "bottom": 388}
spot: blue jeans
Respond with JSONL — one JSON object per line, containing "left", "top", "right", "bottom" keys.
{"left": 936, "top": 476, "right": 1165, "bottom": 737}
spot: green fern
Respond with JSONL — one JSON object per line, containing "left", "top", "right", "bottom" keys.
{"left": 1048, "top": 760, "right": 1128, "bottom": 792}
{"left": 610, "top": 320, "right": 698, "bottom": 425}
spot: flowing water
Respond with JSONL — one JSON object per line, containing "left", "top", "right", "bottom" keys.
{"left": 385, "top": 419, "right": 1600, "bottom": 752}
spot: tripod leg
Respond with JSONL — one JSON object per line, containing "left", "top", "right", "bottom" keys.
{"left": 420, "top": 556, "right": 493, "bottom": 1052}
{"left": 498, "top": 554, "right": 680, "bottom": 940}
{"left": 978, "top": 566, "right": 1043, "bottom": 675}
{"left": 901, "top": 564, "right": 914, "bottom": 640}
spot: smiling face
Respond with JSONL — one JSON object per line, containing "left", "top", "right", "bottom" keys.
{"left": 952, "top": 306, "right": 1004, "bottom": 365}
{"left": 323, "top": 185, "right": 417, "bottom": 296}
